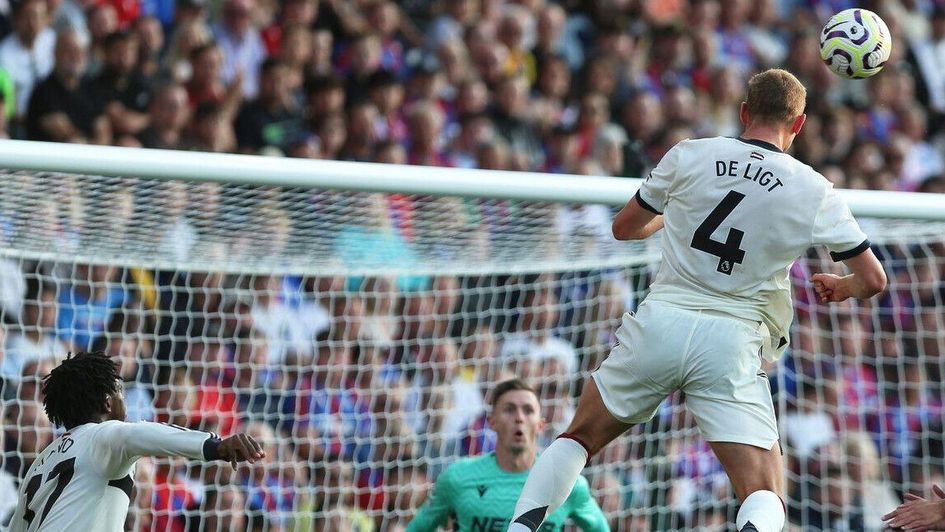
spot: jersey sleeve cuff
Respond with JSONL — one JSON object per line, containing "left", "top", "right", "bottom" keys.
{"left": 830, "top": 239, "right": 871, "bottom": 262}
{"left": 203, "top": 434, "right": 223, "bottom": 461}
{"left": 634, "top": 190, "right": 662, "bottom": 215}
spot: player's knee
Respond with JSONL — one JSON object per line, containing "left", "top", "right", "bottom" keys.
{"left": 556, "top": 429, "right": 597, "bottom": 457}
{"left": 738, "top": 483, "right": 783, "bottom": 503}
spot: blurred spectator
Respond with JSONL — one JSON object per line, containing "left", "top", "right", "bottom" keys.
{"left": 241, "top": 420, "right": 304, "bottom": 527}
{"left": 491, "top": 74, "right": 541, "bottom": 168}
{"left": 260, "top": 0, "right": 315, "bottom": 56}
{"left": 173, "top": 0, "right": 208, "bottom": 28}
{"left": 619, "top": 91, "right": 662, "bottom": 176}
{"left": 501, "top": 281, "right": 578, "bottom": 374}
{"left": 497, "top": 5, "right": 536, "bottom": 83}
{"left": 783, "top": 379, "right": 840, "bottom": 461}
{"left": 56, "top": 263, "right": 127, "bottom": 350}
{"left": 134, "top": 81, "right": 188, "bottom": 149}
{"left": 715, "top": 0, "right": 755, "bottom": 73}
{"left": 366, "top": 1, "right": 406, "bottom": 75}
{"left": 25, "top": 29, "right": 110, "bottom": 143}
{"left": 593, "top": 123, "right": 629, "bottom": 177}
{"left": 153, "top": 366, "right": 199, "bottom": 430}
{"left": 276, "top": 23, "right": 311, "bottom": 92}
{"left": 0, "top": 256, "right": 26, "bottom": 324}
{"left": 340, "top": 99, "right": 380, "bottom": 162}
{"left": 366, "top": 69, "right": 407, "bottom": 143}
{"left": 335, "top": 193, "right": 422, "bottom": 291}
{"left": 93, "top": 310, "right": 154, "bottom": 422}
{"left": 897, "top": 104, "right": 944, "bottom": 189}
{"left": 150, "top": 456, "right": 198, "bottom": 532}
{"left": 312, "top": 460, "right": 374, "bottom": 530}
{"left": 1, "top": 278, "right": 64, "bottom": 393}
{"left": 3, "top": 399, "right": 54, "bottom": 478}
{"left": 878, "top": 359, "right": 945, "bottom": 477}
{"left": 449, "top": 112, "right": 493, "bottom": 169}
{"left": 53, "top": 0, "right": 95, "bottom": 38}
{"left": 195, "top": 485, "right": 248, "bottom": 532}
{"left": 228, "top": 328, "right": 278, "bottom": 419}
{"left": 0, "top": 0, "right": 56, "bottom": 118}
{"left": 907, "top": 6, "right": 945, "bottom": 115}
{"left": 313, "top": 110, "right": 345, "bottom": 159}
{"left": 183, "top": 101, "right": 235, "bottom": 151}
{"left": 234, "top": 57, "right": 300, "bottom": 153}
{"left": 533, "top": 3, "right": 567, "bottom": 69}
{"left": 185, "top": 41, "right": 243, "bottom": 121}
{"left": 134, "top": 15, "right": 164, "bottom": 79}
{"left": 413, "top": 336, "right": 482, "bottom": 436}
{"left": 250, "top": 274, "right": 309, "bottom": 364}
{"left": 154, "top": 180, "right": 196, "bottom": 263}
{"left": 426, "top": 0, "right": 477, "bottom": 51}
{"left": 435, "top": 38, "right": 472, "bottom": 89}
{"left": 339, "top": 32, "right": 383, "bottom": 103}
{"left": 304, "top": 73, "right": 344, "bottom": 122}
{"left": 590, "top": 471, "right": 623, "bottom": 531}
{"left": 454, "top": 76, "right": 490, "bottom": 118}
{"left": 795, "top": 462, "right": 865, "bottom": 531}
{"left": 843, "top": 431, "right": 899, "bottom": 530}
{"left": 162, "top": 19, "right": 211, "bottom": 82}
{"left": 358, "top": 276, "right": 399, "bottom": 346}
{"left": 212, "top": 0, "right": 265, "bottom": 98}
{"left": 91, "top": 30, "right": 151, "bottom": 139}
{"left": 184, "top": 331, "right": 241, "bottom": 436}
{"left": 86, "top": 3, "right": 119, "bottom": 73}
{"left": 0, "top": 421, "right": 16, "bottom": 522}
{"left": 308, "top": 27, "right": 333, "bottom": 77}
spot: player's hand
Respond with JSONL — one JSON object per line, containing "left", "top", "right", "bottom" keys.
{"left": 883, "top": 485, "right": 945, "bottom": 531}
{"left": 809, "top": 273, "right": 850, "bottom": 303}
{"left": 217, "top": 433, "right": 265, "bottom": 470}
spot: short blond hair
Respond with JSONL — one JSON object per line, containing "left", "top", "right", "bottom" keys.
{"left": 745, "top": 68, "right": 807, "bottom": 125}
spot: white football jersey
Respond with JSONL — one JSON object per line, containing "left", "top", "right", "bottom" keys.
{"left": 7, "top": 421, "right": 220, "bottom": 532}
{"left": 636, "top": 137, "right": 868, "bottom": 360}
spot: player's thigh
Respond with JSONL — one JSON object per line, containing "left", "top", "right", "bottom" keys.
{"left": 563, "top": 378, "right": 633, "bottom": 456}
{"left": 710, "top": 440, "right": 785, "bottom": 501}
{"left": 682, "top": 314, "right": 779, "bottom": 452}
{"left": 581, "top": 303, "right": 688, "bottom": 451}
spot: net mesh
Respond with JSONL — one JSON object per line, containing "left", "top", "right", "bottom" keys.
{"left": 0, "top": 173, "right": 943, "bottom": 532}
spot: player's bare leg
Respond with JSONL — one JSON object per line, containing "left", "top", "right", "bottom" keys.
{"left": 508, "top": 379, "right": 631, "bottom": 532}
{"left": 710, "top": 441, "right": 786, "bottom": 532}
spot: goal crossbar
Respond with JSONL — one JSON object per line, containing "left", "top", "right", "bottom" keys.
{"left": 0, "top": 140, "right": 943, "bottom": 219}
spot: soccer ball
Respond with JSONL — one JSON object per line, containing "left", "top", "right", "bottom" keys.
{"left": 819, "top": 8, "right": 892, "bottom": 79}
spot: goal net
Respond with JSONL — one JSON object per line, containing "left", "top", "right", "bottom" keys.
{"left": 0, "top": 169, "right": 943, "bottom": 532}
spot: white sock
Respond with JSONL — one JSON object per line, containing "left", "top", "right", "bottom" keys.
{"left": 736, "top": 490, "right": 785, "bottom": 532}
{"left": 508, "top": 437, "right": 588, "bottom": 532}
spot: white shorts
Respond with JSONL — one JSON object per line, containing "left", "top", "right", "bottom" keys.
{"left": 592, "top": 300, "right": 779, "bottom": 450}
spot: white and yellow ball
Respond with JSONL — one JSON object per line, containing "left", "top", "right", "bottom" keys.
{"left": 820, "top": 8, "right": 892, "bottom": 79}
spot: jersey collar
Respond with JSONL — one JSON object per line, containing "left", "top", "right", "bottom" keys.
{"left": 735, "top": 137, "right": 783, "bottom": 153}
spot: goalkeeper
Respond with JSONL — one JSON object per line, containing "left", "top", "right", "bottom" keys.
{"left": 406, "top": 378, "right": 608, "bottom": 531}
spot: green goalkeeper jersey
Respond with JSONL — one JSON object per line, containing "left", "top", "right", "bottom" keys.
{"left": 406, "top": 452, "right": 609, "bottom": 532}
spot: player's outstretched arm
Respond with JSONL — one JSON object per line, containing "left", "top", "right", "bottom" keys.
{"left": 883, "top": 485, "right": 945, "bottom": 531}
{"left": 215, "top": 433, "right": 266, "bottom": 470}
{"left": 810, "top": 248, "right": 886, "bottom": 303}
{"left": 612, "top": 195, "right": 663, "bottom": 241}
{"left": 94, "top": 421, "right": 264, "bottom": 474}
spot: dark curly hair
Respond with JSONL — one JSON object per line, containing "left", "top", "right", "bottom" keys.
{"left": 42, "top": 351, "right": 121, "bottom": 429}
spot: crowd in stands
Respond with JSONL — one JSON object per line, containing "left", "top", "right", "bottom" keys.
{"left": 0, "top": 0, "right": 945, "bottom": 530}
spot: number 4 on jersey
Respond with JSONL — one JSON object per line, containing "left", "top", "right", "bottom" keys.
{"left": 691, "top": 191, "right": 747, "bottom": 275}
